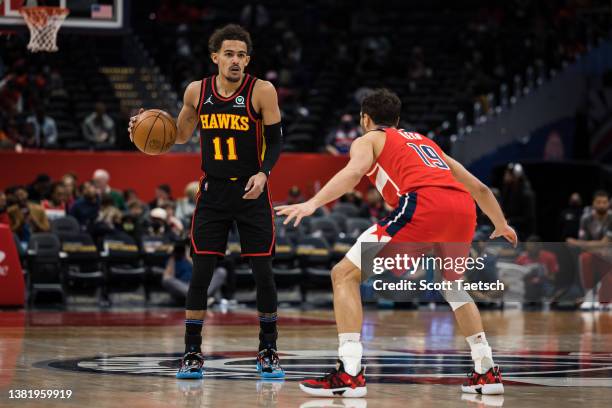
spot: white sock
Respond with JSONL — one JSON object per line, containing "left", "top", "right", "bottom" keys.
{"left": 466, "top": 332, "right": 494, "bottom": 374}
{"left": 338, "top": 333, "right": 362, "bottom": 376}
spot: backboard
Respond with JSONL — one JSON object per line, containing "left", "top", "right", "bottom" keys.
{"left": 0, "top": 0, "right": 124, "bottom": 29}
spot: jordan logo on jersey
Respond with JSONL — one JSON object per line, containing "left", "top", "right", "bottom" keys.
{"left": 200, "top": 114, "right": 250, "bottom": 131}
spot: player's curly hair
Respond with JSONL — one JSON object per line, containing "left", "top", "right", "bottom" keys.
{"left": 208, "top": 24, "right": 253, "bottom": 54}
{"left": 361, "top": 88, "right": 401, "bottom": 127}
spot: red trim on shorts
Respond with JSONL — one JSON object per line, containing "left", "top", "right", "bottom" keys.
{"left": 245, "top": 77, "right": 258, "bottom": 122}
{"left": 240, "top": 181, "right": 276, "bottom": 257}
{"left": 211, "top": 74, "right": 250, "bottom": 101}
{"left": 196, "top": 78, "right": 208, "bottom": 117}
{"left": 190, "top": 176, "right": 224, "bottom": 256}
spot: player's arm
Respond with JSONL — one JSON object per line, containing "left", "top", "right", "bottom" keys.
{"left": 127, "top": 81, "right": 199, "bottom": 145}
{"left": 275, "top": 136, "right": 374, "bottom": 226}
{"left": 175, "top": 81, "right": 201, "bottom": 144}
{"left": 243, "top": 80, "right": 283, "bottom": 199}
{"left": 444, "top": 153, "right": 518, "bottom": 246}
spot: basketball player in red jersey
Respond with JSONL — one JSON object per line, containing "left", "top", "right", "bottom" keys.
{"left": 276, "top": 89, "right": 517, "bottom": 397}
{"left": 129, "top": 25, "right": 284, "bottom": 379}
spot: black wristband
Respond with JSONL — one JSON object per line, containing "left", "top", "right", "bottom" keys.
{"left": 261, "top": 122, "right": 282, "bottom": 175}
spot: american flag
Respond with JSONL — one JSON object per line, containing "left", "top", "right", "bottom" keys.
{"left": 91, "top": 4, "right": 113, "bottom": 20}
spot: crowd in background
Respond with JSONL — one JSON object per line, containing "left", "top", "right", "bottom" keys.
{"left": 1, "top": 165, "right": 610, "bottom": 308}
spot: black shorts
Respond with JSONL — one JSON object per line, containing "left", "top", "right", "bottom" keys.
{"left": 190, "top": 176, "right": 275, "bottom": 257}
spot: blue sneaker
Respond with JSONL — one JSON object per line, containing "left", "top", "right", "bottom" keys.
{"left": 256, "top": 348, "right": 285, "bottom": 378}
{"left": 176, "top": 352, "right": 204, "bottom": 379}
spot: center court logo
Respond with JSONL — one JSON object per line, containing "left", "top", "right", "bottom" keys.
{"left": 37, "top": 350, "right": 612, "bottom": 387}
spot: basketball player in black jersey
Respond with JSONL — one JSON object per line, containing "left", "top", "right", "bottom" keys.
{"left": 128, "top": 24, "right": 283, "bottom": 379}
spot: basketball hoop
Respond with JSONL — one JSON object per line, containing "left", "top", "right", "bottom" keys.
{"left": 19, "top": 6, "right": 69, "bottom": 52}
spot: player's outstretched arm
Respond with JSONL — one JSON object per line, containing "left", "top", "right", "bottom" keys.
{"left": 275, "top": 137, "right": 374, "bottom": 226}
{"left": 175, "top": 81, "right": 201, "bottom": 144}
{"left": 444, "top": 153, "right": 518, "bottom": 247}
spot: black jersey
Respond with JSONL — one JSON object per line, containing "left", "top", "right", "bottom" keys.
{"left": 196, "top": 74, "right": 263, "bottom": 178}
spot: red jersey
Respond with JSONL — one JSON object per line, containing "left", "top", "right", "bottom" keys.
{"left": 366, "top": 128, "right": 467, "bottom": 208}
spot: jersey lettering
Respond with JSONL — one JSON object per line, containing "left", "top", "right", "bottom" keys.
{"left": 200, "top": 114, "right": 250, "bottom": 131}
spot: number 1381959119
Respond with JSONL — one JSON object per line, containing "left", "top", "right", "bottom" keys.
{"left": 9, "top": 389, "right": 72, "bottom": 399}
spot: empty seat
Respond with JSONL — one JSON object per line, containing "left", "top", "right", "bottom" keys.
{"left": 273, "top": 236, "right": 302, "bottom": 290}
{"left": 332, "top": 203, "right": 360, "bottom": 218}
{"left": 51, "top": 216, "right": 80, "bottom": 235}
{"left": 296, "top": 236, "right": 332, "bottom": 301}
{"left": 310, "top": 217, "right": 341, "bottom": 244}
{"left": 59, "top": 232, "right": 104, "bottom": 301}
{"left": 346, "top": 218, "right": 372, "bottom": 238}
{"left": 26, "top": 233, "right": 65, "bottom": 305}
{"left": 101, "top": 232, "right": 146, "bottom": 302}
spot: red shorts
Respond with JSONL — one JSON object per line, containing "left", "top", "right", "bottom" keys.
{"left": 346, "top": 186, "right": 476, "bottom": 280}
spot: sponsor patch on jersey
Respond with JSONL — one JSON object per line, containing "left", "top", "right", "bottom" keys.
{"left": 233, "top": 95, "right": 245, "bottom": 108}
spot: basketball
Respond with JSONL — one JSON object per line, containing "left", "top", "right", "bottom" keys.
{"left": 131, "top": 109, "right": 177, "bottom": 155}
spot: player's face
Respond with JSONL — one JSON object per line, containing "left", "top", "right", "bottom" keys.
{"left": 593, "top": 196, "right": 609, "bottom": 215}
{"left": 212, "top": 40, "right": 250, "bottom": 83}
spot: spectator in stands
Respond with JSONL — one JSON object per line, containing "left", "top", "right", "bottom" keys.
{"left": 567, "top": 190, "right": 612, "bottom": 306}
{"left": 162, "top": 238, "right": 227, "bottom": 307}
{"left": 325, "top": 114, "right": 360, "bottom": 156}
{"left": 559, "top": 192, "right": 583, "bottom": 240}
{"left": 284, "top": 186, "right": 304, "bottom": 205}
{"left": 123, "top": 189, "right": 140, "bottom": 207}
{"left": 82, "top": 102, "right": 116, "bottom": 149}
{"left": 500, "top": 163, "right": 536, "bottom": 240}
{"left": 69, "top": 181, "right": 100, "bottom": 228}
{"left": 92, "top": 205, "right": 123, "bottom": 243}
{"left": 0, "top": 190, "right": 9, "bottom": 225}
{"left": 175, "top": 181, "right": 199, "bottom": 227}
{"left": 161, "top": 202, "right": 184, "bottom": 237}
{"left": 41, "top": 182, "right": 67, "bottom": 221}
{"left": 339, "top": 190, "right": 364, "bottom": 209}
{"left": 361, "top": 186, "right": 390, "bottom": 221}
{"left": 147, "top": 207, "right": 178, "bottom": 241}
{"left": 27, "top": 173, "right": 52, "bottom": 203}
{"left": 92, "top": 169, "right": 125, "bottom": 210}
{"left": 516, "top": 235, "right": 559, "bottom": 302}
{"left": 149, "top": 184, "right": 173, "bottom": 209}
{"left": 122, "top": 202, "right": 146, "bottom": 243}
{"left": 26, "top": 107, "right": 58, "bottom": 148}
{"left": 7, "top": 185, "right": 50, "bottom": 245}
{"left": 61, "top": 173, "right": 78, "bottom": 208}
{"left": 127, "top": 200, "right": 146, "bottom": 223}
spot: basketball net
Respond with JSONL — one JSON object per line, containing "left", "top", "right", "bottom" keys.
{"left": 19, "top": 6, "right": 69, "bottom": 52}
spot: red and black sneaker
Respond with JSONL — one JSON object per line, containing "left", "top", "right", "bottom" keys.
{"left": 299, "top": 360, "right": 367, "bottom": 397}
{"left": 461, "top": 365, "right": 504, "bottom": 395}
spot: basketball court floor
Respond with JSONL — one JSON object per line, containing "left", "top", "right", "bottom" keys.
{"left": 1, "top": 308, "right": 612, "bottom": 407}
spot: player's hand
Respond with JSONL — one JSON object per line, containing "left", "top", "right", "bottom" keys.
{"left": 127, "top": 108, "right": 145, "bottom": 142}
{"left": 243, "top": 172, "right": 267, "bottom": 199}
{"left": 490, "top": 224, "right": 518, "bottom": 247}
{"left": 275, "top": 201, "right": 317, "bottom": 227}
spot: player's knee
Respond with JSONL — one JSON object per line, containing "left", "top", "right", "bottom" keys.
{"left": 331, "top": 263, "right": 360, "bottom": 286}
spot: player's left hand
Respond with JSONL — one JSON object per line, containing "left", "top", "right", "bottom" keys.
{"left": 243, "top": 172, "right": 267, "bottom": 199}
{"left": 275, "top": 201, "right": 317, "bottom": 227}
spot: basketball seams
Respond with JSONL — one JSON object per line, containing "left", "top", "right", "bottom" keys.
{"left": 142, "top": 112, "right": 162, "bottom": 154}
{"left": 160, "top": 113, "right": 166, "bottom": 154}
